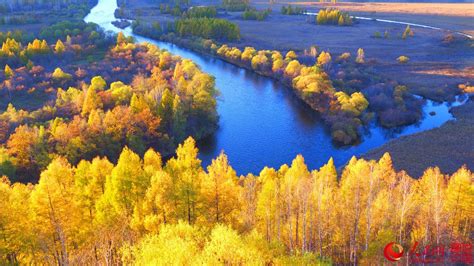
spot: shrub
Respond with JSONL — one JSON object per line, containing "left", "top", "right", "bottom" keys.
{"left": 52, "top": 67, "right": 72, "bottom": 80}
{"left": 397, "top": 56, "right": 409, "bottom": 63}
{"left": 184, "top": 6, "right": 217, "bottom": 18}
{"left": 281, "top": 5, "right": 305, "bottom": 15}
{"left": 356, "top": 48, "right": 365, "bottom": 64}
{"left": 223, "top": 0, "right": 249, "bottom": 11}
{"left": 402, "top": 25, "right": 414, "bottom": 39}
{"left": 337, "top": 52, "right": 351, "bottom": 62}
{"left": 242, "top": 8, "right": 270, "bottom": 21}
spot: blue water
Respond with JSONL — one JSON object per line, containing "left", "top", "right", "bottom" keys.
{"left": 85, "top": 0, "right": 466, "bottom": 174}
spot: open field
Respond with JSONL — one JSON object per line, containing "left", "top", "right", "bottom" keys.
{"left": 364, "top": 96, "right": 474, "bottom": 177}
{"left": 283, "top": 2, "right": 474, "bottom": 17}
{"left": 256, "top": 1, "right": 474, "bottom": 36}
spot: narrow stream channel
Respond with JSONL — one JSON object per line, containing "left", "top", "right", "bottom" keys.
{"left": 85, "top": 0, "right": 466, "bottom": 174}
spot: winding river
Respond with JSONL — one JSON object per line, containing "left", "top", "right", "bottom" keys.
{"left": 85, "top": 0, "right": 466, "bottom": 174}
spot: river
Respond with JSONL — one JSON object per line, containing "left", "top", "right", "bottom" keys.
{"left": 85, "top": 0, "right": 466, "bottom": 174}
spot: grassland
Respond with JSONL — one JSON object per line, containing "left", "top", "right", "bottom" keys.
{"left": 285, "top": 2, "right": 474, "bottom": 17}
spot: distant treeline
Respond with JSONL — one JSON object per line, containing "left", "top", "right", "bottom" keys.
{"left": 0, "top": 15, "right": 40, "bottom": 25}
{"left": 133, "top": 17, "right": 241, "bottom": 42}
{"left": 0, "top": 0, "right": 97, "bottom": 12}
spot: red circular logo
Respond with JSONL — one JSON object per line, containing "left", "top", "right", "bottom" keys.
{"left": 384, "top": 242, "right": 404, "bottom": 262}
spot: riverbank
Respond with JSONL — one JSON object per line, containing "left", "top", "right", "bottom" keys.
{"left": 147, "top": 32, "right": 368, "bottom": 145}
{"left": 363, "top": 96, "right": 474, "bottom": 177}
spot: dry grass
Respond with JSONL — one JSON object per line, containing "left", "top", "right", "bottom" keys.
{"left": 414, "top": 66, "right": 474, "bottom": 79}
{"left": 281, "top": 2, "right": 474, "bottom": 17}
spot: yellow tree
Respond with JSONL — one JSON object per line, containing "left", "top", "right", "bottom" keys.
{"left": 413, "top": 167, "right": 447, "bottom": 246}
{"left": 4, "top": 64, "right": 13, "bottom": 79}
{"left": 311, "top": 157, "right": 337, "bottom": 256}
{"left": 143, "top": 148, "right": 162, "bottom": 177}
{"left": 272, "top": 58, "right": 284, "bottom": 73}
{"left": 74, "top": 157, "right": 113, "bottom": 221}
{"left": 0, "top": 178, "right": 36, "bottom": 264}
{"left": 55, "top": 39, "right": 65, "bottom": 54}
{"left": 117, "top": 32, "right": 128, "bottom": 45}
{"left": 393, "top": 171, "right": 416, "bottom": 243}
{"left": 361, "top": 160, "right": 385, "bottom": 253}
{"left": 356, "top": 48, "right": 365, "bottom": 63}
{"left": 281, "top": 155, "right": 311, "bottom": 252}
{"left": 99, "top": 147, "right": 147, "bottom": 219}
{"left": 132, "top": 170, "right": 175, "bottom": 233}
{"left": 336, "top": 157, "right": 371, "bottom": 264}
{"left": 241, "top": 46, "right": 256, "bottom": 62}
{"left": 284, "top": 60, "right": 301, "bottom": 77}
{"left": 285, "top": 50, "right": 297, "bottom": 60}
{"left": 256, "top": 167, "right": 280, "bottom": 242}
{"left": 165, "top": 137, "right": 204, "bottom": 224}
{"left": 30, "top": 158, "right": 82, "bottom": 265}
{"left": 40, "top": 40, "right": 49, "bottom": 53}
{"left": 445, "top": 167, "right": 473, "bottom": 240}
{"left": 73, "top": 157, "right": 113, "bottom": 263}
{"left": 201, "top": 152, "right": 241, "bottom": 227}
{"left": 131, "top": 148, "right": 169, "bottom": 233}
{"left": 94, "top": 148, "right": 148, "bottom": 264}
{"left": 241, "top": 173, "right": 259, "bottom": 231}
{"left": 317, "top": 51, "right": 332, "bottom": 67}
{"left": 81, "top": 85, "right": 103, "bottom": 117}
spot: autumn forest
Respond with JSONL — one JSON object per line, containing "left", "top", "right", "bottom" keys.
{"left": 1, "top": 138, "right": 472, "bottom": 264}
{"left": 0, "top": 0, "right": 473, "bottom": 265}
